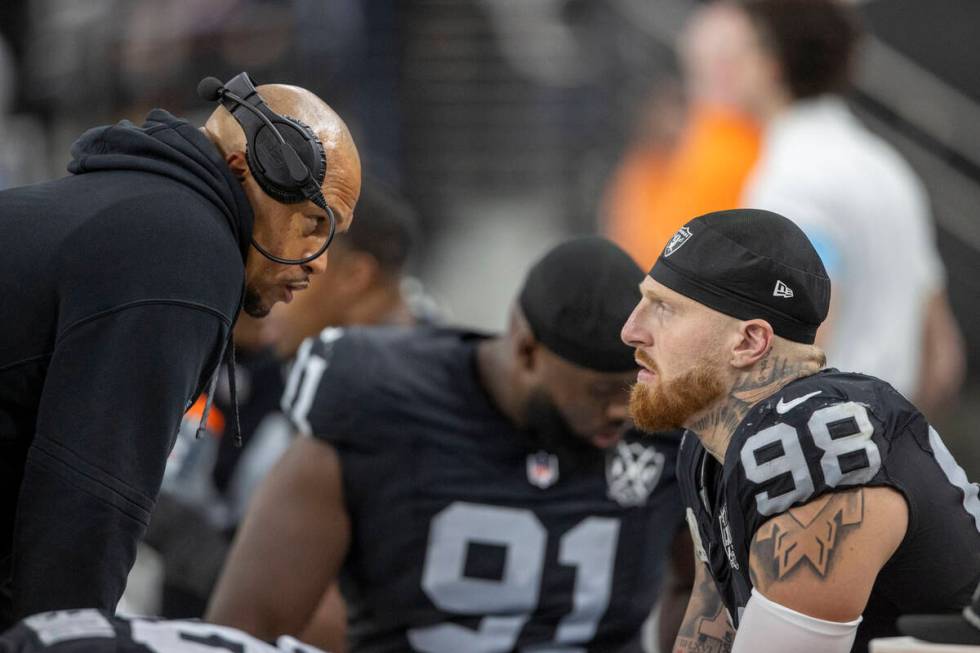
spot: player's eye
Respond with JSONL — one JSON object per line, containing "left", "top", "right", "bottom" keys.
{"left": 306, "top": 215, "right": 325, "bottom": 235}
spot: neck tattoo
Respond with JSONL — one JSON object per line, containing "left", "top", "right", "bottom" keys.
{"left": 689, "top": 351, "right": 818, "bottom": 461}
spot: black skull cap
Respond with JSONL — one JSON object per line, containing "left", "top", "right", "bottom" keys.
{"left": 649, "top": 209, "right": 831, "bottom": 343}
{"left": 519, "top": 236, "right": 643, "bottom": 372}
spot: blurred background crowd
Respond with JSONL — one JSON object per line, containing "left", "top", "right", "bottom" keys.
{"left": 1, "top": 0, "right": 978, "bottom": 646}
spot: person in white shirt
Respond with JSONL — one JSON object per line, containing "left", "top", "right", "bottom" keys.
{"left": 725, "top": 0, "right": 964, "bottom": 414}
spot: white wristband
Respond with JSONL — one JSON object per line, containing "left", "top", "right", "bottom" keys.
{"left": 732, "top": 588, "right": 862, "bottom": 653}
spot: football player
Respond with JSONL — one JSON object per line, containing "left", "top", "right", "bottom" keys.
{"left": 0, "top": 609, "right": 323, "bottom": 653}
{"left": 621, "top": 208, "right": 980, "bottom": 653}
{"left": 207, "top": 237, "right": 690, "bottom": 652}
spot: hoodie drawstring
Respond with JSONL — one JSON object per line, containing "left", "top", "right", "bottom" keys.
{"left": 195, "top": 332, "right": 243, "bottom": 447}
{"left": 226, "top": 338, "right": 243, "bottom": 447}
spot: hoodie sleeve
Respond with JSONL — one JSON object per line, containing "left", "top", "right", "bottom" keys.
{"left": 11, "top": 302, "right": 227, "bottom": 619}
{"left": 8, "top": 187, "right": 243, "bottom": 620}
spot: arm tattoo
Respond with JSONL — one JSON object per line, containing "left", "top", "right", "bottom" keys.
{"left": 673, "top": 567, "right": 735, "bottom": 653}
{"left": 749, "top": 489, "right": 865, "bottom": 591}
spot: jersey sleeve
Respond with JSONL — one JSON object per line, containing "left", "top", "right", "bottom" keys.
{"left": 281, "top": 327, "right": 374, "bottom": 445}
{"left": 730, "top": 376, "right": 914, "bottom": 528}
{"left": 12, "top": 304, "right": 226, "bottom": 623}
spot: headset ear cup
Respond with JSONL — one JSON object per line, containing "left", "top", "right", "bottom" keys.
{"left": 290, "top": 117, "right": 328, "bottom": 188}
{"left": 246, "top": 118, "right": 327, "bottom": 205}
{"left": 246, "top": 140, "right": 303, "bottom": 204}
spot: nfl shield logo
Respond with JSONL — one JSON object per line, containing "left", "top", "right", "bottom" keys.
{"left": 664, "top": 226, "right": 693, "bottom": 257}
{"left": 606, "top": 441, "right": 665, "bottom": 507}
{"left": 526, "top": 451, "right": 560, "bottom": 489}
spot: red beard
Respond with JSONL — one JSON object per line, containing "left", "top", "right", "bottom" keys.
{"left": 629, "top": 362, "right": 725, "bottom": 433}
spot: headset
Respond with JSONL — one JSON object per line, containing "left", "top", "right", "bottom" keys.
{"left": 197, "top": 72, "right": 336, "bottom": 265}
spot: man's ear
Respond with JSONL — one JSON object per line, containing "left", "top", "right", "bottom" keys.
{"left": 225, "top": 151, "right": 249, "bottom": 181}
{"left": 731, "top": 319, "right": 773, "bottom": 369}
{"left": 515, "top": 326, "right": 541, "bottom": 374}
{"left": 506, "top": 307, "right": 539, "bottom": 375}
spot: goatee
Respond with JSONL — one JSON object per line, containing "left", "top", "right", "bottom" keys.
{"left": 243, "top": 286, "right": 271, "bottom": 318}
{"left": 629, "top": 363, "right": 725, "bottom": 433}
{"left": 524, "top": 389, "right": 603, "bottom": 472}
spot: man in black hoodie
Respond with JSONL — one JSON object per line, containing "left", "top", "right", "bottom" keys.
{"left": 0, "top": 81, "right": 361, "bottom": 627}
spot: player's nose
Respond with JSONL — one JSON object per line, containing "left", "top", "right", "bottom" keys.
{"left": 620, "top": 304, "right": 650, "bottom": 348}
{"left": 303, "top": 251, "right": 329, "bottom": 276}
{"left": 606, "top": 400, "right": 629, "bottom": 425}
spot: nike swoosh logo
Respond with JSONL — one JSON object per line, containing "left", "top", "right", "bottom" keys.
{"left": 775, "top": 391, "right": 822, "bottom": 415}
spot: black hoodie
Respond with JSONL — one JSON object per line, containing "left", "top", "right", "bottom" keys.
{"left": 0, "top": 110, "right": 253, "bottom": 625}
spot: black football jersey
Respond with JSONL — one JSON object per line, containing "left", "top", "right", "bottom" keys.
{"left": 678, "top": 369, "right": 980, "bottom": 652}
{"left": 0, "top": 609, "right": 322, "bottom": 653}
{"left": 281, "top": 326, "right": 685, "bottom": 653}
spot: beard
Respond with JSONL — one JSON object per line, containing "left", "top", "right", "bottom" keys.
{"left": 629, "top": 361, "right": 726, "bottom": 433}
{"left": 524, "top": 389, "right": 603, "bottom": 472}
{"left": 243, "top": 286, "right": 271, "bottom": 318}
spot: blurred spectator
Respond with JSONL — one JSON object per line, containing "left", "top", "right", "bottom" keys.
{"left": 603, "top": 2, "right": 761, "bottom": 268}
{"left": 729, "top": 0, "right": 965, "bottom": 413}
{"left": 22, "top": 0, "right": 387, "bottom": 183}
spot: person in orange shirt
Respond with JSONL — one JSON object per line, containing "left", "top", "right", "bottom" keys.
{"left": 604, "top": 2, "right": 761, "bottom": 267}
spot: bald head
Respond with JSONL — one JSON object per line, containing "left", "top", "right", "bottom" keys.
{"left": 204, "top": 83, "right": 361, "bottom": 208}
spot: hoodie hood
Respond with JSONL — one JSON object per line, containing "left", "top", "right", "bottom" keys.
{"left": 67, "top": 109, "right": 254, "bottom": 261}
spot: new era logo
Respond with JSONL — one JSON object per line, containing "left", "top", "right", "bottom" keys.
{"left": 773, "top": 280, "right": 794, "bottom": 298}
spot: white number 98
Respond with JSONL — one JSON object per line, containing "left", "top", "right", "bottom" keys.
{"left": 741, "top": 402, "right": 880, "bottom": 516}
